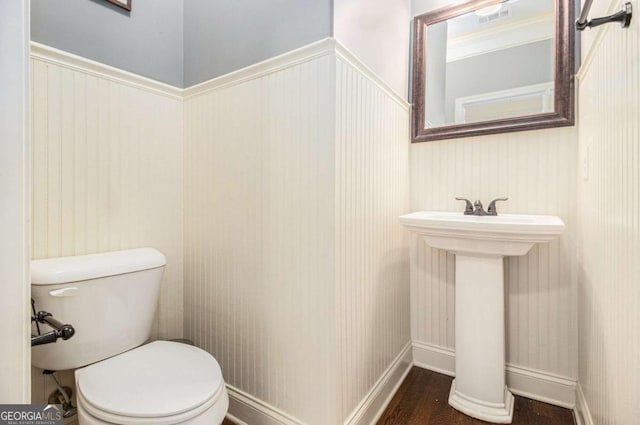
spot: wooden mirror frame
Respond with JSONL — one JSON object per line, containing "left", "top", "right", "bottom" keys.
{"left": 412, "top": 0, "right": 574, "bottom": 143}
{"left": 106, "top": 0, "right": 131, "bottom": 11}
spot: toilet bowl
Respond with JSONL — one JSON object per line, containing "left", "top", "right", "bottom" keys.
{"left": 75, "top": 341, "right": 228, "bottom": 425}
{"left": 30, "top": 248, "right": 229, "bottom": 425}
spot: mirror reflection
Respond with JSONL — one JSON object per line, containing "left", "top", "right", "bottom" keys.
{"left": 423, "top": 0, "right": 555, "bottom": 128}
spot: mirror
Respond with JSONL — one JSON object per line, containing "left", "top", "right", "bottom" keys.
{"left": 412, "top": 0, "right": 574, "bottom": 142}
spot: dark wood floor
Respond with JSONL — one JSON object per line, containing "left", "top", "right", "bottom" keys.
{"left": 377, "top": 368, "right": 575, "bottom": 425}
{"left": 223, "top": 367, "right": 575, "bottom": 425}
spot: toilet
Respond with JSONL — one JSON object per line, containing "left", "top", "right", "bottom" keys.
{"left": 31, "top": 248, "right": 228, "bottom": 425}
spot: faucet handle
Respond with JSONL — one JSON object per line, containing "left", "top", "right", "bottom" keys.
{"left": 455, "top": 197, "right": 474, "bottom": 214}
{"left": 487, "top": 198, "right": 508, "bottom": 215}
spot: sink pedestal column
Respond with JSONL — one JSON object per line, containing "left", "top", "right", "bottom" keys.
{"left": 400, "top": 211, "right": 565, "bottom": 423}
{"left": 448, "top": 254, "right": 514, "bottom": 423}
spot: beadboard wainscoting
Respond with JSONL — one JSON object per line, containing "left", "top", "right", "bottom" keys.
{"left": 184, "top": 39, "right": 411, "bottom": 424}
{"left": 334, "top": 49, "right": 411, "bottom": 424}
{"left": 30, "top": 44, "right": 184, "bottom": 404}
{"left": 410, "top": 127, "right": 579, "bottom": 407}
{"left": 184, "top": 46, "right": 337, "bottom": 425}
{"left": 575, "top": 0, "right": 640, "bottom": 422}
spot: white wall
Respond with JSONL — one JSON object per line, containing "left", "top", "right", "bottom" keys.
{"left": 184, "top": 43, "right": 338, "bottom": 425}
{"left": 29, "top": 45, "right": 184, "bottom": 402}
{"left": 412, "top": 0, "right": 453, "bottom": 17}
{"left": 333, "top": 0, "right": 412, "bottom": 97}
{"left": 0, "top": 0, "right": 31, "bottom": 404}
{"left": 183, "top": 39, "right": 412, "bottom": 424}
{"left": 575, "top": 0, "right": 640, "bottom": 422}
{"left": 334, "top": 51, "right": 411, "bottom": 423}
{"left": 30, "top": 45, "right": 184, "bottom": 340}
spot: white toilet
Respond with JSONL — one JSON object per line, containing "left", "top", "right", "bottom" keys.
{"left": 31, "top": 248, "right": 229, "bottom": 425}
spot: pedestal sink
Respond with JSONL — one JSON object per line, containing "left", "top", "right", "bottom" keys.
{"left": 399, "top": 211, "right": 564, "bottom": 423}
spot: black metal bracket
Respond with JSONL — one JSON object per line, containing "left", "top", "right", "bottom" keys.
{"left": 31, "top": 299, "right": 75, "bottom": 347}
{"left": 576, "top": 2, "right": 632, "bottom": 31}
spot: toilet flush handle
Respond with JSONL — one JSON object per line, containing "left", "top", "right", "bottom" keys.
{"left": 49, "top": 287, "right": 79, "bottom": 297}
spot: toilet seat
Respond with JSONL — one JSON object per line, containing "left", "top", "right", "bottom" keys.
{"left": 76, "top": 341, "right": 227, "bottom": 424}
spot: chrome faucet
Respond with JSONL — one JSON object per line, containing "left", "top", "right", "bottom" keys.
{"left": 456, "top": 197, "right": 508, "bottom": 216}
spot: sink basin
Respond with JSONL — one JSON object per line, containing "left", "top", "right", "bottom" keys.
{"left": 399, "top": 210, "right": 565, "bottom": 423}
{"left": 399, "top": 211, "right": 564, "bottom": 256}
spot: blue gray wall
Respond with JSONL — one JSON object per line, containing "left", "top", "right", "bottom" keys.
{"left": 183, "top": 0, "right": 332, "bottom": 87}
{"left": 31, "top": 0, "right": 183, "bottom": 87}
{"left": 32, "top": 0, "right": 332, "bottom": 88}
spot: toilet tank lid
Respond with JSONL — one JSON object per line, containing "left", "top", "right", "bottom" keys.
{"left": 31, "top": 248, "right": 166, "bottom": 285}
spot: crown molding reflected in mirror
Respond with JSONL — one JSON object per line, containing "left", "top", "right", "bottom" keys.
{"left": 411, "top": 0, "right": 574, "bottom": 143}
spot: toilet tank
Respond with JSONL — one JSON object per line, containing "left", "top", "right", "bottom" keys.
{"left": 31, "top": 248, "right": 166, "bottom": 371}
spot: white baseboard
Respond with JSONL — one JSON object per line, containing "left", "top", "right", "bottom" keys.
{"left": 574, "top": 383, "right": 594, "bottom": 425}
{"left": 412, "top": 341, "right": 456, "bottom": 377}
{"left": 344, "top": 342, "right": 413, "bottom": 425}
{"left": 506, "top": 364, "right": 575, "bottom": 408}
{"left": 412, "top": 341, "right": 577, "bottom": 409}
{"left": 226, "top": 385, "right": 302, "bottom": 425}
{"left": 226, "top": 342, "right": 412, "bottom": 425}
{"left": 507, "top": 365, "right": 576, "bottom": 409}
